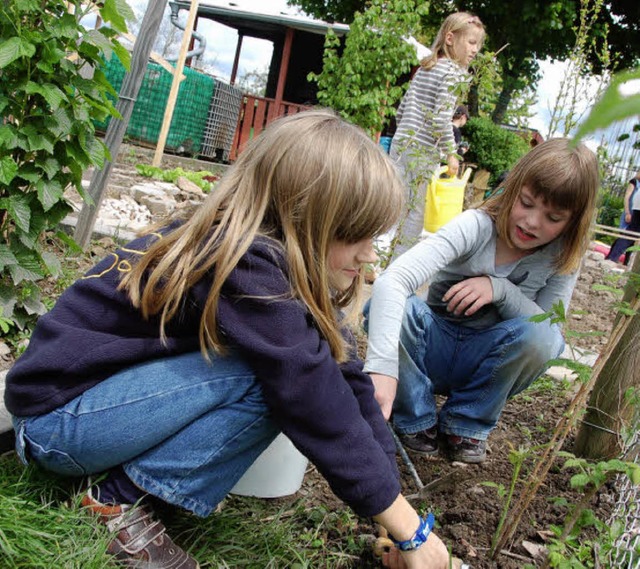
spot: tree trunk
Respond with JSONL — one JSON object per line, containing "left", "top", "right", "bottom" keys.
{"left": 574, "top": 253, "right": 640, "bottom": 459}
{"left": 490, "top": 85, "right": 514, "bottom": 125}
{"left": 467, "top": 83, "right": 479, "bottom": 117}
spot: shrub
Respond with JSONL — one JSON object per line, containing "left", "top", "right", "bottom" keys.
{"left": 0, "top": 0, "right": 130, "bottom": 332}
{"left": 463, "top": 116, "right": 531, "bottom": 186}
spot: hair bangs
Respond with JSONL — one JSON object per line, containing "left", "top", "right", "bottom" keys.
{"left": 333, "top": 146, "right": 404, "bottom": 243}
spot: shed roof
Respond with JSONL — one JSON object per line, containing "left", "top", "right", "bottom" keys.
{"left": 169, "top": 0, "right": 350, "bottom": 38}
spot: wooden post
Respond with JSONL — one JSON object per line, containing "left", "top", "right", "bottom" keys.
{"left": 152, "top": 0, "right": 200, "bottom": 167}
{"left": 272, "top": 27, "right": 294, "bottom": 119}
{"left": 74, "top": 0, "right": 169, "bottom": 249}
{"left": 230, "top": 33, "right": 244, "bottom": 85}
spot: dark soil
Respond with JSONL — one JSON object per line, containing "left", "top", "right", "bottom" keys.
{"left": 286, "top": 248, "right": 628, "bottom": 568}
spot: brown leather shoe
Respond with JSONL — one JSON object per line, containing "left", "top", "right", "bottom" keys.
{"left": 82, "top": 492, "right": 199, "bottom": 568}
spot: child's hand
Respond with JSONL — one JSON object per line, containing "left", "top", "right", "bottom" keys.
{"left": 380, "top": 532, "right": 452, "bottom": 569}
{"left": 443, "top": 276, "right": 493, "bottom": 316}
{"left": 446, "top": 155, "right": 460, "bottom": 177}
{"left": 369, "top": 373, "right": 397, "bottom": 420}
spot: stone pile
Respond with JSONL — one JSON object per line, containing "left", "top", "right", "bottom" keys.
{"left": 62, "top": 175, "right": 209, "bottom": 241}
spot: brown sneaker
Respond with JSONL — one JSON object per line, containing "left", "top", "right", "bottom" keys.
{"left": 445, "top": 435, "right": 487, "bottom": 464}
{"left": 398, "top": 426, "right": 439, "bottom": 456}
{"left": 82, "top": 491, "right": 199, "bottom": 569}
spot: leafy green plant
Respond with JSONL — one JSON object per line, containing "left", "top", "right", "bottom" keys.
{"left": 542, "top": 453, "right": 640, "bottom": 568}
{"left": 0, "top": 0, "right": 131, "bottom": 334}
{"left": 309, "top": 0, "right": 427, "bottom": 136}
{"left": 135, "top": 164, "right": 220, "bottom": 193}
{"left": 463, "top": 116, "right": 530, "bottom": 186}
{"left": 485, "top": 445, "right": 531, "bottom": 557}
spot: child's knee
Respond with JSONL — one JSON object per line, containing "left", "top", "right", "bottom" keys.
{"left": 518, "top": 320, "right": 564, "bottom": 366}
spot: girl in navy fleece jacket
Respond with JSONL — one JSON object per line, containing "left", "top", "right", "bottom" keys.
{"left": 6, "top": 110, "right": 452, "bottom": 569}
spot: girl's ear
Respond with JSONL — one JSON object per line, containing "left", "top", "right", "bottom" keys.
{"left": 445, "top": 31, "right": 455, "bottom": 46}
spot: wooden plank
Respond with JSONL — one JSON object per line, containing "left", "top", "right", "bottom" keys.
{"left": 253, "top": 98, "right": 267, "bottom": 137}
{"left": 274, "top": 28, "right": 294, "bottom": 111}
{"left": 236, "top": 96, "right": 256, "bottom": 154}
{"left": 152, "top": 0, "right": 200, "bottom": 167}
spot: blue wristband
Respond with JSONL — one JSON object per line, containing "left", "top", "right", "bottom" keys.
{"left": 389, "top": 513, "right": 435, "bottom": 551}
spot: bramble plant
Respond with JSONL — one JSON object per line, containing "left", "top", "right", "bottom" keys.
{"left": 309, "top": 0, "right": 427, "bottom": 136}
{"left": 543, "top": 453, "right": 640, "bottom": 568}
{"left": 0, "top": 0, "right": 132, "bottom": 333}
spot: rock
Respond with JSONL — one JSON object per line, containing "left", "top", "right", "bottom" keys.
{"left": 176, "top": 176, "right": 205, "bottom": 198}
{"left": 140, "top": 195, "right": 177, "bottom": 216}
{"left": 546, "top": 365, "right": 577, "bottom": 381}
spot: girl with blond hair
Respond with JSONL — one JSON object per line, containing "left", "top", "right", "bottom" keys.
{"left": 366, "top": 138, "right": 600, "bottom": 464}
{"left": 6, "top": 110, "right": 454, "bottom": 569}
{"left": 391, "top": 11, "right": 485, "bottom": 259}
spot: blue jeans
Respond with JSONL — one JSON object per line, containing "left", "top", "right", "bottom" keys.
{"left": 13, "top": 352, "right": 279, "bottom": 517}
{"left": 389, "top": 296, "right": 563, "bottom": 440}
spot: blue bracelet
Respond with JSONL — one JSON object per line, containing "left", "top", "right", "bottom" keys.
{"left": 389, "top": 513, "right": 436, "bottom": 551}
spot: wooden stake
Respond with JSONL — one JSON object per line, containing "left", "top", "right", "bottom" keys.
{"left": 152, "top": 0, "right": 200, "bottom": 167}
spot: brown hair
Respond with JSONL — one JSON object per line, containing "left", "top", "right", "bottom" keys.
{"left": 120, "top": 109, "right": 404, "bottom": 362}
{"left": 421, "top": 12, "right": 485, "bottom": 70}
{"left": 482, "top": 138, "right": 600, "bottom": 273}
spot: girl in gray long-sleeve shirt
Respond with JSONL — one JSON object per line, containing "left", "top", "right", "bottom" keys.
{"left": 390, "top": 12, "right": 485, "bottom": 259}
{"left": 365, "top": 138, "right": 600, "bottom": 463}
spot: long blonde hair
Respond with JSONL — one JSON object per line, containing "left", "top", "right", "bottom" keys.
{"left": 421, "top": 12, "right": 485, "bottom": 70}
{"left": 120, "top": 109, "right": 404, "bottom": 362}
{"left": 482, "top": 138, "right": 600, "bottom": 273}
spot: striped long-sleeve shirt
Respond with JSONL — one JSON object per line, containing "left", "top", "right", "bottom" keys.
{"left": 392, "top": 58, "right": 469, "bottom": 160}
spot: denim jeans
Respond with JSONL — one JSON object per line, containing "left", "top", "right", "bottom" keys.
{"left": 374, "top": 296, "right": 564, "bottom": 440}
{"left": 13, "top": 351, "right": 279, "bottom": 517}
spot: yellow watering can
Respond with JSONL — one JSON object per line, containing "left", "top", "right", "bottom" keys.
{"left": 424, "top": 165, "right": 472, "bottom": 233}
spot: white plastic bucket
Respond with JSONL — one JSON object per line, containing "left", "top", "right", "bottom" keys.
{"left": 230, "top": 433, "right": 308, "bottom": 498}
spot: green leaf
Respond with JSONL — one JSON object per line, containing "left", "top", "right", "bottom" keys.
{"left": 21, "top": 288, "right": 46, "bottom": 316}
{"left": 0, "top": 124, "right": 19, "bottom": 149}
{"left": 574, "top": 68, "right": 640, "bottom": 143}
{"left": 0, "top": 156, "right": 19, "bottom": 185}
{"left": 36, "top": 157, "right": 60, "bottom": 180}
{"left": 111, "top": 39, "right": 131, "bottom": 71}
{"left": 8, "top": 248, "right": 44, "bottom": 284}
{"left": 45, "top": 107, "right": 73, "bottom": 139}
{"left": 55, "top": 230, "right": 83, "bottom": 254}
{"left": 570, "top": 473, "right": 590, "bottom": 489}
{"left": 0, "top": 37, "right": 36, "bottom": 69}
{"left": 36, "top": 178, "right": 64, "bottom": 212}
{"left": 22, "top": 125, "right": 55, "bottom": 154}
{"left": 100, "top": 0, "right": 132, "bottom": 34}
{"left": 84, "top": 136, "right": 107, "bottom": 168}
{"left": 0, "top": 244, "right": 19, "bottom": 272}
{"left": 41, "top": 251, "right": 62, "bottom": 278}
{"left": 4, "top": 193, "right": 32, "bottom": 232}
{"left": 39, "top": 84, "right": 68, "bottom": 111}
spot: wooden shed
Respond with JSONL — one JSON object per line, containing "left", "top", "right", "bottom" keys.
{"left": 169, "top": 0, "right": 349, "bottom": 159}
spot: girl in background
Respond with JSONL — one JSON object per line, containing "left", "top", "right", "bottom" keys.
{"left": 390, "top": 12, "right": 485, "bottom": 260}
{"left": 365, "top": 138, "right": 599, "bottom": 464}
{"left": 6, "top": 111, "right": 453, "bottom": 569}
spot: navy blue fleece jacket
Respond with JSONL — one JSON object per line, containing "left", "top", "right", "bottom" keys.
{"left": 5, "top": 231, "right": 400, "bottom": 517}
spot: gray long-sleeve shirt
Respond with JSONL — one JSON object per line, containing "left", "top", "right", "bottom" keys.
{"left": 391, "top": 58, "right": 468, "bottom": 161}
{"left": 364, "top": 210, "right": 578, "bottom": 379}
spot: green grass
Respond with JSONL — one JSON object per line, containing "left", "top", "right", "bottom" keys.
{"left": 0, "top": 453, "right": 370, "bottom": 568}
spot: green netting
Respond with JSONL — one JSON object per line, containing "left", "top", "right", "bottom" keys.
{"left": 96, "top": 56, "right": 215, "bottom": 154}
